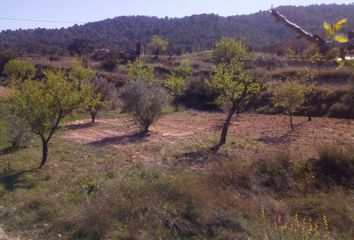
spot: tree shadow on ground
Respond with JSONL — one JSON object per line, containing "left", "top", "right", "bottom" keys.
{"left": 0, "top": 147, "right": 18, "bottom": 156}
{"left": 62, "top": 122, "right": 95, "bottom": 131}
{"left": 88, "top": 132, "right": 147, "bottom": 147}
{"left": 0, "top": 169, "right": 34, "bottom": 192}
{"left": 257, "top": 120, "right": 307, "bottom": 145}
{"left": 257, "top": 131, "right": 293, "bottom": 145}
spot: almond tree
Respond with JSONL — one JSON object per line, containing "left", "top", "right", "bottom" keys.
{"left": 208, "top": 59, "right": 261, "bottom": 150}
{"left": 272, "top": 80, "right": 308, "bottom": 131}
{"left": 9, "top": 59, "right": 95, "bottom": 168}
{"left": 148, "top": 35, "right": 168, "bottom": 60}
{"left": 165, "top": 75, "right": 186, "bottom": 111}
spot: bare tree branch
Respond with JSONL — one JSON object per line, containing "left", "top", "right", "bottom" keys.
{"left": 269, "top": 8, "right": 326, "bottom": 45}
{"left": 269, "top": 8, "right": 354, "bottom": 56}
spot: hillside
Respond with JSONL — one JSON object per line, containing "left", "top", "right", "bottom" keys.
{"left": 0, "top": 4, "right": 353, "bottom": 54}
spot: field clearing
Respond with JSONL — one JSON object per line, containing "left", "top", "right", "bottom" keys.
{"left": 62, "top": 112, "right": 354, "bottom": 163}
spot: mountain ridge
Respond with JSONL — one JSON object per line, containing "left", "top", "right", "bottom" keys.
{"left": 0, "top": 4, "right": 353, "bottom": 54}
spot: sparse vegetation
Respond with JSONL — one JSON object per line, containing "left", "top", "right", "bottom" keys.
{"left": 0, "top": 4, "right": 353, "bottom": 240}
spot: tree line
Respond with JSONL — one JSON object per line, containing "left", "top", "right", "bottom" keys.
{"left": 0, "top": 4, "right": 353, "bottom": 55}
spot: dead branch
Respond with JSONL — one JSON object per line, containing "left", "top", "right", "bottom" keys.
{"left": 269, "top": 8, "right": 353, "bottom": 56}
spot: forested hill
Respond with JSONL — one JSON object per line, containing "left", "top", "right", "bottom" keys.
{"left": 0, "top": 4, "right": 353, "bottom": 54}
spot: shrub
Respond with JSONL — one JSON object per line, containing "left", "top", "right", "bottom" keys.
{"left": 312, "top": 144, "right": 354, "bottom": 187}
{"left": 128, "top": 60, "right": 155, "bottom": 83}
{"left": 165, "top": 75, "right": 186, "bottom": 110}
{"left": 101, "top": 58, "right": 118, "bottom": 71}
{"left": 85, "top": 77, "right": 116, "bottom": 123}
{"left": 0, "top": 50, "right": 16, "bottom": 76}
{"left": 173, "top": 58, "right": 193, "bottom": 78}
{"left": 328, "top": 102, "right": 352, "bottom": 118}
{"left": 253, "top": 53, "right": 286, "bottom": 69}
{"left": 183, "top": 77, "right": 219, "bottom": 110}
{"left": 71, "top": 168, "right": 247, "bottom": 240}
{"left": 0, "top": 103, "right": 31, "bottom": 149}
{"left": 208, "top": 159, "right": 251, "bottom": 191}
{"left": 251, "top": 152, "right": 296, "bottom": 192}
{"left": 3, "top": 59, "right": 35, "bottom": 81}
{"left": 121, "top": 80, "right": 170, "bottom": 134}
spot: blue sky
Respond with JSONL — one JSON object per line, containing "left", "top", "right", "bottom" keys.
{"left": 0, "top": 0, "right": 352, "bottom": 30}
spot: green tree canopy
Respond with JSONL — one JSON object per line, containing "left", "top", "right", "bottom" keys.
{"left": 173, "top": 58, "right": 193, "bottom": 78}
{"left": 148, "top": 35, "right": 168, "bottom": 59}
{"left": 128, "top": 60, "right": 155, "bottom": 83}
{"left": 3, "top": 59, "right": 35, "bottom": 81}
{"left": 165, "top": 75, "right": 186, "bottom": 110}
{"left": 208, "top": 59, "right": 261, "bottom": 150}
{"left": 272, "top": 80, "right": 308, "bottom": 130}
{"left": 9, "top": 59, "right": 96, "bottom": 168}
{"left": 212, "top": 37, "right": 248, "bottom": 64}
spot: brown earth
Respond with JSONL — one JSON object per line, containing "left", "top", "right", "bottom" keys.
{"left": 61, "top": 112, "right": 354, "bottom": 163}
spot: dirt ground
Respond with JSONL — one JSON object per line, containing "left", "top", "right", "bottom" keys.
{"left": 62, "top": 112, "right": 354, "bottom": 162}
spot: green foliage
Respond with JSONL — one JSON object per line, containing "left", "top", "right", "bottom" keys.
{"left": 121, "top": 80, "right": 170, "bottom": 134}
{"left": 10, "top": 70, "right": 81, "bottom": 138}
{"left": 165, "top": 75, "right": 186, "bottom": 110}
{"left": 0, "top": 50, "right": 16, "bottom": 76}
{"left": 313, "top": 144, "right": 354, "bottom": 187}
{"left": 272, "top": 80, "right": 308, "bottom": 116}
{"left": 165, "top": 76, "right": 186, "bottom": 99}
{"left": 208, "top": 60, "right": 261, "bottom": 107}
{"left": 84, "top": 90, "right": 105, "bottom": 123}
{"left": 272, "top": 80, "right": 309, "bottom": 130}
{"left": 1, "top": 5, "right": 354, "bottom": 54}
{"left": 8, "top": 59, "right": 95, "bottom": 167}
{"left": 323, "top": 18, "right": 348, "bottom": 43}
{"left": 69, "top": 58, "right": 96, "bottom": 88}
{"left": 173, "top": 58, "right": 193, "bottom": 78}
{"left": 85, "top": 77, "right": 116, "bottom": 122}
{"left": 0, "top": 103, "right": 31, "bottom": 149}
{"left": 128, "top": 60, "right": 155, "bottom": 83}
{"left": 3, "top": 59, "right": 35, "bottom": 81}
{"left": 148, "top": 35, "right": 168, "bottom": 59}
{"left": 212, "top": 37, "right": 248, "bottom": 64}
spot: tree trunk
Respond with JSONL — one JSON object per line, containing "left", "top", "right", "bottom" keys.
{"left": 142, "top": 123, "right": 150, "bottom": 136}
{"left": 174, "top": 100, "right": 178, "bottom": 112}
{"left": 213, "top": 106, "right": 236, "bottom": 151}
{"left": 289, "top": 114, "right": 294, "bottom": 131}
{"left": 39, "top": 138, "right": 48, "bottom": 169}
{"left": 308, "top": 115, "right": 312, "bottom": 122}
{"left": 90, "top": 111, "right": 97, "bottom": 123}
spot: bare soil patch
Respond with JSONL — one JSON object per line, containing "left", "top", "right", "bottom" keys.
{"left": 62, "top": 112, "right": 354, "bottom": 161}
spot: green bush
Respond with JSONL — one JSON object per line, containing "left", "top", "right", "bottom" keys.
{"left": 251, "top": 152, "right": 296, "bottom": 192}
{"left": 121, "top": 80, "right": 170, "bottom": 134}
{"left": 0, "top": 103, "right": 31, "bottom": 149}
{"left": 71, "top": 169, "right": 247, "bottom": 240}
{"left": 312, "top": 144, "right": 354, "bottom": 187}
